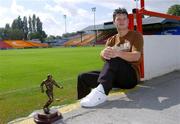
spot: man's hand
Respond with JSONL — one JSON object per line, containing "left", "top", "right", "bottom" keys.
{"left": 100, "top": 47, "right": 118, "bottom": 60}
{"left": 59, "top": 85, "right": 63, "bottom": 89}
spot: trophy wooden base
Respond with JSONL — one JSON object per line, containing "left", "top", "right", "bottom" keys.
{"left": 34, "top": 109, "right": 63, "bottom": 124}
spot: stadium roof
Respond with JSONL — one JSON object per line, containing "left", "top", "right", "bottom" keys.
{"left": 82, "top": 24, "right": 105, "bottom": 31}
{"left": 81, "top": 17, "right": 180, "bottom": 31}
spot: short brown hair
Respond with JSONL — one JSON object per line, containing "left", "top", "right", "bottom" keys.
{"left": 113, "top": 8, "right": 128, "bottom": 21}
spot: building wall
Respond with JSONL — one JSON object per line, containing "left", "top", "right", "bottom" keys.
{"left": 144, "top": 35, "right": 180, "bottom": 80}
{"left": 178, "top": 41, "right": 180, "bottom": 69}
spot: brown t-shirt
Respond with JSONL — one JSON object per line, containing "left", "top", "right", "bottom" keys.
{"left": 105, "top": 30, "right": 144, "bottom": 81}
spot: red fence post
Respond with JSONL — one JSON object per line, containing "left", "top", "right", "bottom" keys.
{"left": 128, "top": 14, "right": 134, "bottom": 30}
{"left": 136, "top": 9, "right": 144, "bottom": 79}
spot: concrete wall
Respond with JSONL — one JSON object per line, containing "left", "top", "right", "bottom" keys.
{"left": 144, "top": 35, "right": 180, "bottom": 80}
{"left": 178, "top": 41, "right": 180, "bottom": 69}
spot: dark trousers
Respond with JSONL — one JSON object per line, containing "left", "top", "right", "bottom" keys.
{"left": 77, "top": 57, "right": 138, "bottom": 99}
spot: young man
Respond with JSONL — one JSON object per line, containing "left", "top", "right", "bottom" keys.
{"left": 77, "top": 8, "right": 144, "bottom": 107}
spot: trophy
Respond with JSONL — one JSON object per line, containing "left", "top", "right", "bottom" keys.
{"left": 34, "top": 74, "right": 63, "bottom": 124}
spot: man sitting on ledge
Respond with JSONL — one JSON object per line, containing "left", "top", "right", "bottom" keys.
{"left": 77, "top": 7, "right": 144, "bottom": 107}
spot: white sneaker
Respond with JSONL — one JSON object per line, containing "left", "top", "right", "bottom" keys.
{"left": 80, "top": 88, "right": 107, "bottom": 107}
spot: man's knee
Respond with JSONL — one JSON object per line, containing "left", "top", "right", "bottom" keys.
{"left": 78, "top": 72, "right": 90, "bottom": 81}
{"left": 49, "top": 98, "right": 54, "bottom": 103}
{"left": 78, "top": 73, "right": 82, "bottom": 82}
{"left": 77, "top": 73, "right": 89, "bottom": 88}
{"left": 108, "top": 57, "right": 126, "bottom": 64}
{"left": 103, "top": 57, "right": 125, "bottom": 71}
{"left": 78, "top": 73, "right": 85, "bottom": 84}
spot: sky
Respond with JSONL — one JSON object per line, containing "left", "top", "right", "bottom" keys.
{"left": 0, "top": 0, "right": 179, "bottom": 36}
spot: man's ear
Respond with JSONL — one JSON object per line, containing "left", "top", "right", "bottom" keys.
{"left": 113, "top": 20, "right": 115, "bottom": 25}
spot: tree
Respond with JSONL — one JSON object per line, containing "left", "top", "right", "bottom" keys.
{"left": 11, "top": 16, "right": 23, "bottom": 30}
{"left": 167, "top": 4, "right": 180, "bottom": 16}
{"left": 28, "top": 32, "right": 41, "bottom": 40}
{"left": 2, "top": 14, "right": 47, "bottom": 41}
{"left": 7, "top": 29, "right": 24, "bottom": 40}
{"left": 0, "top": 28, "right": 5, "bottom": 40}
{"left": 28, "top": 15, "right": 47, "bottom": 41}
{"left": 32, "top": 14, "right": 36, "bottom": 33}
{"left": 36, "top": 17, "right": 42, "bottom": 33}
{"left": 23, "top": 16, "right": 28, "bottom": 40}
{"left": 10, "top": 16, "right": 24, "bottom": 40}
{"left": 11, "top": 19, "right": 19, "bottom": 29}
{"left": 45, "top": 35, "right": 56, "bottom": 42}
{"left": 17, "top": 16, "right": 23, "bottom": 31}
{"left": 56, "top": 35, "right": 62, "bottom": 39}
{"left": 5, "top": 24, "right": 10, "bottom": 30}
{"left": 28, "top": 16, "right": 32, "bottom": 33}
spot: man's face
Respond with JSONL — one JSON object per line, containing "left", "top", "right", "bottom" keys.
{"left": 114, "top": 14, "right": 129, "bottom": 30}
{"left": 47, "top": 75, "right": 52, "bottom": 80}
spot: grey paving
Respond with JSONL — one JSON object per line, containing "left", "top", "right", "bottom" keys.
{"left": 58, "top": 71, "right": 180, "bottom": 124}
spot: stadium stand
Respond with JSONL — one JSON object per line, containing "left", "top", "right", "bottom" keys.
{"left": 64, "top": 34, "right": 92, "bottom": 47}
{"left": 4, "top": 40, "right": 48, "bottom": 48}
{"left": 77, "top": 34, "right": 97, "bottom": 46}
{"left": 4, "top": 40, "right": 34, "bottom": 48}
{"left": 0, "top": 40, "right": 12, "bottom": 49}
{"left": 96, "top": 30, "right": 117, "bottom": 44}
{"left": 27, "top": 41, "right": 48, "bottom": 48}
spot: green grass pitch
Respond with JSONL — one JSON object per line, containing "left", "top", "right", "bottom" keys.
{"left": 0, "top": 46, "right": 104, "bottom": 123}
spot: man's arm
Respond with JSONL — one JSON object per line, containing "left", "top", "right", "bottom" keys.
{"left": 116, "top": 51, "right": 141, "bottom": 62}
{"left": 40, "top": 81, "right": 45, "bottom": 93}
{"left": 117, "top": 32, "right": 143, "bottom": 62}
{"left": 101, "top": 47, "right": 141, "bottom": 62}
{"left": 100, "top": 50, "right": 107, "bottom": 61}
{"left": 100, "top": 36, "right": 115, "bottom": 61}
{"left": 52, "top": 80, "right": 63, "bottom": 89}
{"left": 103, "top": 32, "right": 143, "bottom": 62}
